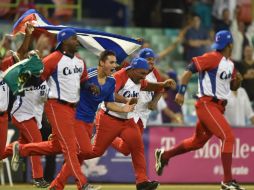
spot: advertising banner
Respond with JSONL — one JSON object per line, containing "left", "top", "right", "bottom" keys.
{"left": 148, "top": 127, "right": 254, "bottom": 183}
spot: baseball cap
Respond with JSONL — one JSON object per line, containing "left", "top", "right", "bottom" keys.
{"left": 167, "top": 70, "right": 177, "bottom": 82}
{"left": 212, "top": 30, "right": 233, "bottom": 50}
{"left": 139, "top": 48, "right": 156, "bottom": 59}
{"left": 55, "top": 28, "right": 77, "bottom": 49}
{"left": 126, "top": 57, "right": 149, "bottom": 70}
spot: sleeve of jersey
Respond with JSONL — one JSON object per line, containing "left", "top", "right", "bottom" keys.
{"left": 80, "top": 60, "right": 88, "bottom": 82}
{"left": 40, "top": 51, "right": 62, "bottom": 81}
{"left": 153, "top": 68, "right": 164, "bottom": 93}
{"left": 153, "top": 68, "right": 163, "bottom": 82}
{"left": 105, "top": 80, "right": 116, "bottom": 102}
{"left": 192, "top": 52, "right": 222, "bottom": 72}
{"left": 140, "top": 79, "right": 148, "bottom": 89}
{"left": 0, "top": 56, "right": 14, "bottom": 71}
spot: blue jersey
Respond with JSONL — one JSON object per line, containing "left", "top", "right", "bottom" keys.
{"left": 76, "top": 68, "right": 115, "bottom": 123}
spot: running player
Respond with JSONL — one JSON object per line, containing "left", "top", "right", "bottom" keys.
{"left": 155, "top": 30, "right": 245, "bottom": 190}
{"left": 11, "top": 28, "right": 92, "bottom": 190}
{"left": 111, "top": 48, "right": 176, "bottom": 155}
{"left": 10, "top": 80, "right": 49, "bottom": 188}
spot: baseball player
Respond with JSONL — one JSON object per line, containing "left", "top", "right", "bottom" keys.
{"left": 8, "top": 80, "right": 49, "bottom": 188}
{"left": 12, "top": 28, "right": 94, "bottom": 190}
{"left": 155, "top": 30, "right": 245, "bottom": 190}
{"left": 111, "top": 48, "right": 175, "bottom": 155}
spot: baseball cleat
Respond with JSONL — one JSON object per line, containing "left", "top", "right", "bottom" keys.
{"left": 155, "top": 148, "right": 168, "bottom": 176}
{"left": 221, "top": 180, "right": 245, "bottom": 190}
{"left": 82, "top": 184, "right": 102, "bottom": 190}
{"left": 33, "top": 178, "right": 50, "bottom": 188}
{"left": 11, "top": 141, "right": 20, "bottom": 172}
{"left": 136, "top": 180, "right": 160, "bottom": 190}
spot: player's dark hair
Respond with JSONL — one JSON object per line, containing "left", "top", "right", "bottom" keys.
{"left": 99, "top": 50, "right": 116, "bottom": 63}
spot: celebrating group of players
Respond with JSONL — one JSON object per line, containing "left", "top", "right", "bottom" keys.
{"left": 0, "top": 22, "right": 245, "bottom": 190}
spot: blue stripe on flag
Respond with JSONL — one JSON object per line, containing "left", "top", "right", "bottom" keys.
{"left": 94, "top": 37, "right": 128, "bottom": 63}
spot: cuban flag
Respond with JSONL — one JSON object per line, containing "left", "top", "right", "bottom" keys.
{"left": 12, "top": 9, "right": 142, "bottom": 63}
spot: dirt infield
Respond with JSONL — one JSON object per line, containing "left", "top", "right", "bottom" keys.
{"left": 0, "top": 184, "right": 254, "bottom": 190}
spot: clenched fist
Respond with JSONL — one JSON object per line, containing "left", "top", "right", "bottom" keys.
{"left": 175, "top": 93, "right": 185, "bottom": 106}
{"left": 163, "top": 79, "right": 176, "bottom": 90}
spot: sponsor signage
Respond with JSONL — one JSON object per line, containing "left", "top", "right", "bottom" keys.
{"left": 148, "top": 127, "right": 254, "bottom": 183}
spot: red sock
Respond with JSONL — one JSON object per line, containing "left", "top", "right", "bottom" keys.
{"left": 162, "top": 143, "right": 187, "bottom": 162}
{"left": 221, "top": 152, "right": 233, "bottom": 182}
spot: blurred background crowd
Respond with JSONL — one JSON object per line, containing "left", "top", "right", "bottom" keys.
{"left": 0, "top": 0, "right": 254, "bottom": 127}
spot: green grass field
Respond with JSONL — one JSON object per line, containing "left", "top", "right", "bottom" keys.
{"left": 0, "top": 184, "right": 254, "bottom": 190}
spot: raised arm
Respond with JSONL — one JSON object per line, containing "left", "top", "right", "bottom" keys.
{"left": 17, "top": 23, "right": 34, "bottom": 60}
{"left": 142, "top": 79, "right": 176, "bottom": 92}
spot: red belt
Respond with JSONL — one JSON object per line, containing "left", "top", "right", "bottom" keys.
{"left": 199, "top": 96, "right": 228, "bottom": 107}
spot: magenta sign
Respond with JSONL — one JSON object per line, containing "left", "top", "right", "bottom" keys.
{"left": 148, "top": 127, "right": 254, "bottom": 183}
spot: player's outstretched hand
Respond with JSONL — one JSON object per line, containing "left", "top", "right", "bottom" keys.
{"left": 25, "top": 22, "right": 34, "bottom": 36}
{"left": 163, "top": 79, "right": 176, "bottom": 90}
{"left": 122, "top": 100, "right": 136, "bottom": 112}
{"left": 175, "top": 93, "right": 184, "bottom": 106}
{"left": 28, "top": 50, "right": 40, "bottom": 59}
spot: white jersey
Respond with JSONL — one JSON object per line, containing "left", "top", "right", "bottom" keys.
{"left": 11, "top": 81, "right": 48, "bottom": 129}
{"left": 101, "top": 78, "right": 141, "bottom": 119}
{"left": 101, "top": 68, "right": 147, "bottom": 120}
{"left": 42, "top": 51, "right": 86, "bottom": 103}
{"left": 0, "top": 71, "right": 9, "bottom": 112}
{"left": 224, "top": 87, "right": 254, "bottom": 126}
{"left": 133, "top": 70, "right": 161, "bottom": 128}
{"left": 193, "top": 51, "right": 236, "bottom": 100}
